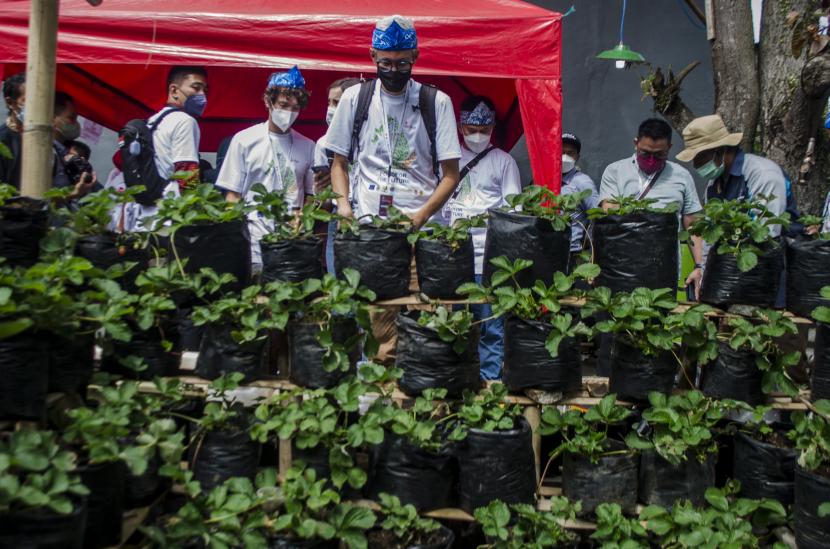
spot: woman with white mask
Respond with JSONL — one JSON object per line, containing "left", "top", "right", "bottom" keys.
{"left": 443, "top": 95, "right": 522, "bottom": 381}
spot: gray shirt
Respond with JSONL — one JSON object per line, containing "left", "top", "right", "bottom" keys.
{"left": 599, "top": 155, "right": 702, "bottom": 216}
{"left": 561, "top": 168, "right": 599, "bottom": 252}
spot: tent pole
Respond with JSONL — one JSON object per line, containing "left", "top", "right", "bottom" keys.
{"left": 20, "top": 0, "right": 59, "bottom": 198}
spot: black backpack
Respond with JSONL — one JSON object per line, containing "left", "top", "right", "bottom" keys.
{"left": 349, "top": 79, "right": 439, "bottom": 178}
{"left": 119, "top": 108, "right": 181, "bottom": 206}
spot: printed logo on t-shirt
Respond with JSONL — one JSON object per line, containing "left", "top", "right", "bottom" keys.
{"left": 371, "top": 116, "right": 417, "bottom": 171}
{"left": 267, "top": 151, "right": 298, "bottom": 199}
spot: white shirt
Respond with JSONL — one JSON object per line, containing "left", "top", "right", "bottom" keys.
{"left": 443, "top": 145, "right": 522, "bottom": 274}
{"left": 103, "top": 168, "right": 139, "bottom": 233}
{"left": 215, "top": 122, "right": 316, "bottom": 266}
{"left": 326, "top": 79, "right": 461, "bottom": 223}
{"left": 315, "top": 135, "right": 359, "bottom": 210}
{"left": 135, "top": 106, "right": 200, "bottom": 229}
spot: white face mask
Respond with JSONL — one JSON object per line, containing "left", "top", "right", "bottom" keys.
{"left": 270, "top": 108, "right": 299, "bottom": 132}
{"left": 325, "top": 106, "right": 337, "bottom": 126}
{"left": 463, "top": 131, "right": 491, "bottom": 153}
{"left": 562, "top": 154, "right": 576, "bottom": 174}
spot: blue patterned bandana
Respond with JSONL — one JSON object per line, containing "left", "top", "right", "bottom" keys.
{"left": 267, "top": 66, "right": 306, "bottom": 90}
{"left": 460, "top": 102, "right": 495, "bottom": 126}
{"left": 372, "top": 17, "right": 417, "bottom": 51}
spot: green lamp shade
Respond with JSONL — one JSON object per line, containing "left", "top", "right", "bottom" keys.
{"left": 596, "top": 43, "right": 645, "bottom": 63}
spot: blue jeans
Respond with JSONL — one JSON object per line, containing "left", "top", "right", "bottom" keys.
{"left": 472, "top": 274, "right": 504, "bottom": 380}
{"left": 326, "top": 220, "right": 336, "bottom": 275}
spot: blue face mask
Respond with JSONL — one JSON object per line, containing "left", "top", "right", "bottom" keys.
{"left": 183, "top": 93, "right": 207, "bottom": 118}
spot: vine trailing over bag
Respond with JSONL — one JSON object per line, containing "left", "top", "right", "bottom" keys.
{"left": 502, "top": 184, "right": 589, "bottom": 229}
{"left": 473, "top": 498, "right": 580, "bottom": 548}
{"left": 446, "top": 383, "right": 524, "bottom": 441}
{"left": 416, "top": 306, "right": 475, "bottom": 355}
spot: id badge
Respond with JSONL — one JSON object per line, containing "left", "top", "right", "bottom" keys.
{"left": 378, "top": 194, "right": 394, "bottom": 217}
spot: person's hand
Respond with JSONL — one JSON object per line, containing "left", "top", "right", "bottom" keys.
{"left": 313, "top": 170, "right": 332, "bottom": 194}
{"left": 685, "top": 267, "right": 702, "bottom": 301}
{"left": 69, "top": 172, "right": 95, "bottom": 199}
{"left": 805, "top": 224, "right": 820, "bottom": 236}
{"left": 409, "top": 210, "right": 428, "bottom": 230}
{"left": 337, "top": 202, "right": 354, "bottom": 229}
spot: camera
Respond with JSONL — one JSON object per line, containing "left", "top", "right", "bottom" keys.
{"left": 63, "top": 155, "right": 93, "bottom": 184}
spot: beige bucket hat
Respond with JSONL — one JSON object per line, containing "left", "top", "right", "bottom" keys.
{"left": 676, "top": 114, "right": 743, "bottom": 162}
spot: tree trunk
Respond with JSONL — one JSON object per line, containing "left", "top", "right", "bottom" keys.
{"left": 711, "top": 0, "right": 760, "bottom": 149}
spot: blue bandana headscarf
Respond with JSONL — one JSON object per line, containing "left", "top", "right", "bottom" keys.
{"left": 267, "top": 65, "right": 306, "bottom": 90}
{"left": 372, "top": 16, "right": 418, "bottom": 51}
{"left": 460, "top": 102, "right": 495, "bottom": 126}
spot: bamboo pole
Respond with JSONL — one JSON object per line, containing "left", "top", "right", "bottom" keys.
{"left": 20, "top": 0, "right": 60, "bottom": 198}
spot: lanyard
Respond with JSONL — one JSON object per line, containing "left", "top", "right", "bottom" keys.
{"left": 378, "top": 81, "right": 410, "bottom": 185}
{"left": 266, "top": 125, "right": 294, "bottom": 193}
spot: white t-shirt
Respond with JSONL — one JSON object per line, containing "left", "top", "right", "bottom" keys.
{"left": 103, "top": 168, "right": 140, "bottom": 233}
{"left": 326, "top": 79, "right": 461, "bottom": 223}
{"left": 443, "top": 146, "right": 522, "bottom": 274}
{"left": 135, "top": 106, "right": 200, "bottom": 229}
{"left": 315, "top": 135, "right": 359, "bottom": 210}
{"left": 215, "top": 122, "right": 315, "bottom": 266}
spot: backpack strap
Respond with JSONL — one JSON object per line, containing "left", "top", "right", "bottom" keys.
{"left": 147, "top": 106, "right": 183, "bottom": 133}
{"left": 418, "top": 83, "right": 439, "bottom": 178}
{"left": 349, "top": 80, "right": 375, "bottom": 164}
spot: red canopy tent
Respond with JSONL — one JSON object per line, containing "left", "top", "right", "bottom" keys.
{"left": 0, "top": 0, "right": 563, "bottom": 190}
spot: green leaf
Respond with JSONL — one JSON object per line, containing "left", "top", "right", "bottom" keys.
{"left": 0, "top": 318, "right": 33, "bottom": 340}
{"left": 736, "top": 250, "right": 758, "bottom": 272}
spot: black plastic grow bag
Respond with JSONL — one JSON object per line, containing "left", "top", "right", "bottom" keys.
{"left": 334, "top": 227, "right": 411, "bottom": 299}
{"left": 414, "top": 236, "right": 475, "bottom": 299}
{"left": 195, "top": 323, "right": 267, "bottom": 383}
{"left": 786, "top": 237, "right": 830, "bottom": 318}
{"left": 638, "top": 450, "right": 715, "bottom": 507}
{"left": 733, "top": 431, "right": 796, "bottom": 505}
{"left": 455, "top": 417, "right": 536, "bottom": 513}
{"left": 78, "top": 460, "right": 125, "bottom": 548}
{"left": 502, "top": 315, "right": 581, "bottom": 393}
{"left": 0, "top": 196, "right": 48, "bottom": 267}
{"left": 367, "top": 433, "right": 455, "bottom": 511}
{"left": 700, "top": 343, "right": 763, "bottom": 405}
{"left": 367, "top": 525, "right": 455, "bottom": 549}
{"left": 609, "top": 338, "right": 676, "bottom": 403}
{"left": 261, "top": 237, "right": 324, "bottom": 284}
{"left": 0, "top": 498, "right": 87, "bottom": 549}
{"left": 103, "top": 323, "right": 179, "bottom": 380}
{"left": 700, "top": 243, "right": 784, "bottom": 309}
{"left": 396, "top": 312, "right": 479, "bottom": 398}
{"left": 482, "top": 209, "right": 570, "bottom": 288}
{"left": 814, "top": 323, "right": 830, "bottom": 402}
{"left": 269, "top": 538, "right": 339, "bottom": 549}
{"left": 75, "top": 233, "right": 149, "bottom": 291}
{"left": 562, "top": 443, "right": 638, "bottom": 516}
{"left": 794, "top": 466, "right": 830, "bottom": 549}
{"left": 170, "top": 220, "right": 251, "bottom": 295}
{"left": 48, "top": 333, "right": 95, "bottom": 395}
{"left": 591, "top": 212, "right": 678, "bottom": 294}
{"left": 288, "top": 318, "right": 359, "bottom": 389}
{"left": 191, "top": 428, "right": 261, "bottom": 491}
{"left": 0, "top": 330, "right": 48, "bottom": 421}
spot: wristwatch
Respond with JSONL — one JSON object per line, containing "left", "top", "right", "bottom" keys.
{"left": 694, "top": 263, "right": 704, "bottom": 269}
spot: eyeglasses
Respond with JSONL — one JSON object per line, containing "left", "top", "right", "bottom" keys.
{"left": 376, "top": 59, "right": 414, "bottom": 73}
{"left": 636, "top": 149, "right": 669, "bottom": 161}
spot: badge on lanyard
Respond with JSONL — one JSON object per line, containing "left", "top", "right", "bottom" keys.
{"left": 378, "top": 194, "right": 394, "bottom": 217}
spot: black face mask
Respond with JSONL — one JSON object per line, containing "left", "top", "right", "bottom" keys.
{"left": 377, "top": 69, "right": 411, "bottom": 93}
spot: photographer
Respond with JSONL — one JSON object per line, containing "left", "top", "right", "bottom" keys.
{"left": 52, "top": 93, "right": 96, "bottom": 200}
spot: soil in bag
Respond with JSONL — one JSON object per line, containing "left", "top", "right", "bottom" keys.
{"left": 794, "top": 466, "right": 830, "bottom": 549}
{"left": 48, "top": 333, "right": 95, "bottom": 395}
{"left": 638, "top": 449, "right": 715, "bottom": 507}
{"left": 786, "top": 237, "right": 830, "bottom": 318}
{"left": 700, "top": 243, "right": 784, "bottom": 309}
{"left": 813, "top": 323, "right": 830, "bottom": 402}
{"left": 261, "top": 237, "right": 324, "bottom": 284}
{"left": 591, "top": 212, "right": 678, "bottom": 294}
{"left": 367, "top": 432, "right": 456, "bottom": 511}
{"left": 0, "top": 499, "right": 87, "bottom": 549}
{"left": 0, "top": 196, "right": 48, "bottom": 267}
{"left": 367, "top": 525, "right": 455, "bottom": 549}
{"left": 700, "top": 342, "right": 763, "bottom": 405}
{"left": 191, "top": 427, "right": 261, "bottom": 492}
{"left": 456, "top": 417, "right": 536, "bottom": 513}
{"left": 169, "top": 220, "right": 252, "bottom": 296}
{"left": 482, "top": 209, "right": 570, "bottom": 288}
{"left": 502, "top": 315, "right": 582, "bottom": 393}
{"left": 103, "top": 322, "right": 179, "bottom": 380}
{"left": 609, "top": 337, "right": 676, "bottom": 403}
{"left": 75, "top": 233, "right": 149, "bottom": 291}
{"left": 195, "top": 323, "right": 267, "bottom": 383}
{"left": 415, "top": 237, "right": 475, "bottom": 299}
{"left": 561, "top": 440, "right": 638, "bottom": 517}
{"left": 288, "top": 318, "right": 359, "bottom": 389}
{"left": 78, "top": 460, "right": 126, "bottom": 548}
{"left": 0, "top": 330, "right": 48, "bottom": 421}
{"left": 334, "top": 227, "right": 411, "bottom": 300}
{"left": 733, "top": 431, "right": 796, "bottom": 505}
{"left": 396, "top": 312, "right": 480, "bottom": 398}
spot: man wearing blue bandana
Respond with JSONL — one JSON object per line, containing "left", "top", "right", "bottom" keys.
{"left": 443, "top": 95, "right": 521, "bottom": 379}
{"left": 326, "top": 15, "right": 462, "bottom": 364}
{"left": 217, "top": 66, "right": 316, "bottom": 271}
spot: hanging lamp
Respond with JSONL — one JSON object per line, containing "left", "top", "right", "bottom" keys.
{"left": 596, "top": 0, "right": 646, "bottom": 69}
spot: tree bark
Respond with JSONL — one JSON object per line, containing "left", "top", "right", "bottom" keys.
{"left": 711, "top": 0, "right": 760, "bottom": 149}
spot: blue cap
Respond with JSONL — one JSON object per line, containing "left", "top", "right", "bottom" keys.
{"left": 372, "top": 15, "right": 417, "bottom": 51}
{"left": 267, "top": 65, "right": 306, "bottom": 90}
{"left": 460, "top": 101, "right": 495, "bottom": 126}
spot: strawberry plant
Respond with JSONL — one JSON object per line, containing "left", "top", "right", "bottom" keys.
{"left": 474, "top": 498, "right": 579, "bottom": 548}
